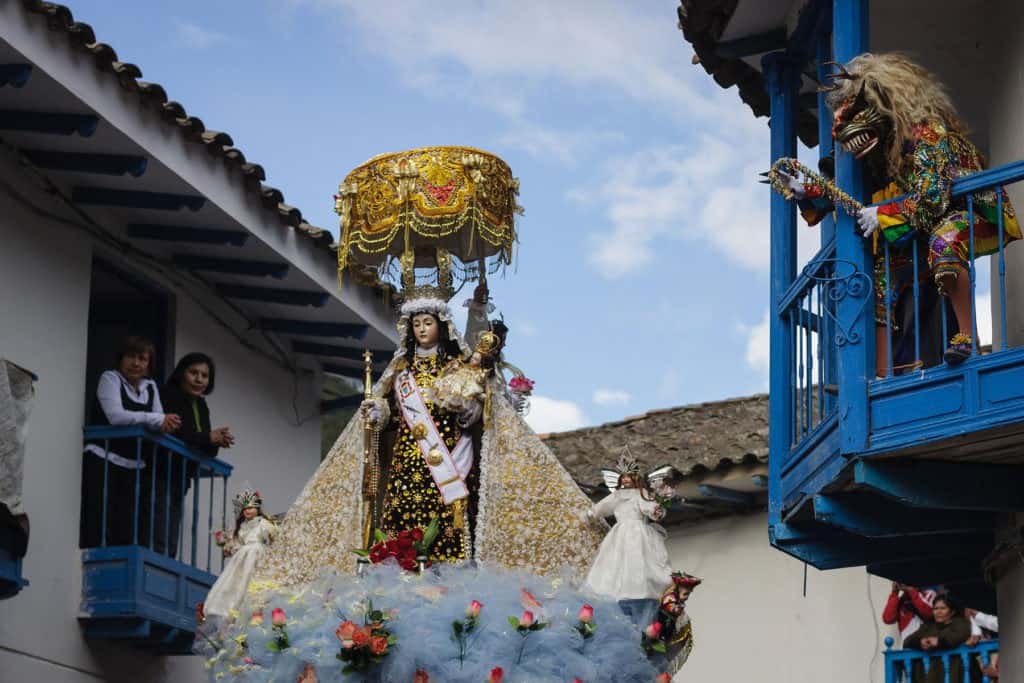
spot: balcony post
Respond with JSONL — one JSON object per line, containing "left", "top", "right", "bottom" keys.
{"left": 762, "top": 51, "right": 801, "bottom": 526}
{"left": 832, "top": 0, "right": 872, "bottom": 453}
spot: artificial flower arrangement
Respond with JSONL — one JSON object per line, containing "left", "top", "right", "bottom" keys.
{"left": 452, "top": 599, "right": 483, "bottom": 666}
{"left": 264, "top": 608, "right": 289, "bottom": 652}
{"left": 507, "top": 375, "right": 535, "bottom": 396}
{"left": 335, "top": 601, "right": 397, "bottom": 675}
{"left": 572, "top": 603, "right": 596, "bottom": 651}
{"left": 352, "top": 518, "right": 440, "bottom": 572}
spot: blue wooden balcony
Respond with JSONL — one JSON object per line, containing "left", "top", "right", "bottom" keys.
{"left": 79, "top": 426, "right": 232, "bottom": 653}
{"left": 884, "top": 637, "right": 999, "bottom": 683}
{"left": 763, "top": 0, "right": 1024, "bottom": 602}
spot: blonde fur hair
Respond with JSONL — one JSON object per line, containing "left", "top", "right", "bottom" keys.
{"left": 826, "top": 53, "right": 967, "bottom": 176}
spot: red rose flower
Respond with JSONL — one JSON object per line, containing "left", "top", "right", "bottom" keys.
{"left": 411, "top": 527, "right": 424, "bottom": 542}
{"left": 352, "top": 626, "right": 371, "bottom": 648}
{"left": 488, "top": 668, "right": 504, "bottom": 683}
{"left": 385, "top": 539, "right": 400, "bottom": 556}
{"left": 655, "top": 674, "right": 672, "bottom": 683}
{"left": 644, "top": 622, "right": 662, "bottom": 639}
{"left": 335, "top": 620, "right": 357, "bottom": 648}
{"left": 519, "top": 610, "right": 535, "bottom": 628}
{"left": 413, "top": 671, "right": 430, "bottom": 683}
{"left": 578, "top": 604, "right": 594, "bottom": 624}
{"left": 271, "top": 607, "right": 287, "bottom": 627}
{"left": 369, "top": 635, "right": 389, "bottom": 655}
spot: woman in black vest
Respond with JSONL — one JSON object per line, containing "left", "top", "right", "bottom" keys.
{"left": 161, "top": 353, "right": 235, "bottom": 557}
{"left": 81, "top": 336, "right": 181, "bottom": 549}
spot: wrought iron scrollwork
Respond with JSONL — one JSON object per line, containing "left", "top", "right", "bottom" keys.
{"left": 802, "top": 257, "right": 871, "bottom": 346}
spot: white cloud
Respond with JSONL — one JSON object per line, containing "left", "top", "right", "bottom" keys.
{"left": 498, "top": 123, "right": 625, "bottom": 165}
{"left": 577, "top": 135, "right": 770, "bottom": 277}
{"left": 173, "top": 20, "right": 231, "bottom": 49}
{"left": 524, "top": 395, "right": 588, "bottom": 434}
{"left": 592, "top": 389, "right": 632, "bottom": 406}
{"left": 303, "top": 1, "right": 725, "bottom": 119}
{"left": 741, "top": 310, "right": 771, "bottom": 381}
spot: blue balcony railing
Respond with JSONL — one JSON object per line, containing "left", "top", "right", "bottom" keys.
{"left": 79, "top": 425, "right": 232, "bottom": 652}
{"left": 884, "top": 636, "right": 999, "bottom": 683}
{"left": 776, "top": 160, "right": 1024, "bottom": 513}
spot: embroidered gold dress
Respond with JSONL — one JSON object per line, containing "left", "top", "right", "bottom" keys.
{"left": 380, "top": 353, "right": 475, "bottom": 562}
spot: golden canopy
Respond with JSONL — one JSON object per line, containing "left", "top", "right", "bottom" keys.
{"left": 334, "top": 146, "right": 521, "bottom": 290}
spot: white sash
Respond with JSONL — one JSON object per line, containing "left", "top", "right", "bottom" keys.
{"left": 394, "top": 369, "right": 473, "bottom": 505}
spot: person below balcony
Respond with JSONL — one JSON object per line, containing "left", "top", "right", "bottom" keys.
{"left": 903, "top": 593, "right": 974, "bottom": 683}
{"left": 81, "top": 336, "right": 181, "bottom": 549}
{"left": 882, "top": 582, "right": 936, "bottom": 646}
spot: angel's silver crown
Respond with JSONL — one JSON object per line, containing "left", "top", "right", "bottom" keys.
{"left": 614, "top": 446, "right": 642, "bottom": 476}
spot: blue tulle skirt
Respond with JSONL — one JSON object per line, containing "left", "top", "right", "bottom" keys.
{"left": 197, "top": 562, "right": 661, "bottom": 682}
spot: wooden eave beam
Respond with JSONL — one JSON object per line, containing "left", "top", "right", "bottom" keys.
{"left": 72, "top": 187, "right": 205, "bottom": 212}
{"left": 22, "top": 149, "right": 147, "bottom": 177}
{"left": 127, "top": 223, "right": 248, "bottom": 247}
{"left": 0, "top": 109, "right": 98, "bottom": 136}
{"left": 853, "top": 460, "right": 1024, "bottom": 511}
{"left": 698, "top": 484, "right": 755, "bottom": 506}
{"left": 770, "top": 522, "right": 992, "bottom": 570}
{"left": 259, "top": 319, "right": 368, "bottom": 338}
{"left": 0, "top": 64, "right": 33, "bottom": 88}
{"left": 812, "top": 493, "right": 995, "bottom": 538}
{"left": 172, "top": 254, "right": 289, "bottom": 279}
{"left": 215, "top": 287, "right": 329, "bottom": 308}
{"left": 293, "top": 341, "right": 390, "bottom": 362}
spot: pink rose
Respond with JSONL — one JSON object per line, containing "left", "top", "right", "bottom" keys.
{"left": 466, "top": 600, "right": 483, "bottom": 618}
{"left": 573, "top": 679, "right": 585, "bottom": 683}
{"left": 519, "top": 610, "right": 535, "bottom": 628}
{"left": 578, "top": 604, "right": 594, "bottom": 624}
{"left": 488, "top": 668, "right": 504, "bottom": 683}
{"left": 655, "top": 674, "right": 672, "bottom": 683}
{"left": 335, "top": 620, "right": 357, "bottom": 648}
{"left": 352, "top": 626, "right": 371, "bottom": 648}
{"left": 644, "top": 621, "right": 662, "bottom": 639}
{"left": 271, "top": 607, "right": 287, "bottom": 627}
{"left": 369, "top": 635, "right": 389, "bottom": 655}
{"left": 249, "top": 611, "right": 263, "bottom": 626}
{"left": 413, "top": 671, "right": 430, "bottom": 683}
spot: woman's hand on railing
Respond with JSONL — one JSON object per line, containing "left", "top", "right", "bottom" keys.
{"left": 161, "top": 413, "right": 182, "bottom": 433}
{"left": 211, "top": 427, "right": 235, "bottom": 448}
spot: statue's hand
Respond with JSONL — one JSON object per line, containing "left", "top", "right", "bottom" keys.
{"left": 360, "top": 398, "right": 383, "bottom": 426}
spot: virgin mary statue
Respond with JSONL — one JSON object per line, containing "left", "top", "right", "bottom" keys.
{"left": 253, "top": 147, "right": 604, "bottom": 590}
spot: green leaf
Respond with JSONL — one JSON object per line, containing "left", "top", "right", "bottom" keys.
{"left": 452, "top": 620, "right": 464, "bottom": 635}
{"left": 531, "top": 622, "right": 548, "bottom": 631}
{"left": 266, "top": 641, "right": 280, "bottom": 653}
{"left": 342, "top": 664, "right": 355, "bottom": 675}
{"left": 508, "top": 616, "right": 520, "bottom": 629}
{"left": 420, "top": 517, "right": 441, "bottom": 550}
{"left": 352, "top": 548, "right": 369, "bottom": 558}
{"left": 368, "top": 610, "right": 383, "bottom": 623}
{"left": 387, "top": 634, "right": 398, "bottom": 645}
{"left": 652, "top": 642, "right": 667, "bottom": 653}
{"left": 373, "top": 528, "right": 388, "bottom": 543}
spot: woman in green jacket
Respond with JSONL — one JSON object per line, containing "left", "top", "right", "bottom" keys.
{"left": 904, "top": 594, "right": 976, "bottom": 683}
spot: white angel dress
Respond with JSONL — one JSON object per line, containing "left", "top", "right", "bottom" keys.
{"left": 204, "top": 517, "right": 277, "bottom": 617}
{"left": 584, "top": 488, "right": 673, "bottom": 600}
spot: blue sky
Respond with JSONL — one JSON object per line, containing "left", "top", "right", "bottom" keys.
{"left": 68, "top": 0, "right": 807, "bottom": 431}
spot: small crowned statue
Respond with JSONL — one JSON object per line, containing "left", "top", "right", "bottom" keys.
{"left": 203, "top": 485, "right": 277, "bottom": 618}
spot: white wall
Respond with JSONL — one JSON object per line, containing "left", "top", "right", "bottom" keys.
{"left": 667, "top": 512, "right": 893, "bottom": 683}
{"left": 0, "top": 148, "right": 322, "bottom": 681}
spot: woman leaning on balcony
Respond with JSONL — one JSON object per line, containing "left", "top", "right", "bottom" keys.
{"left": 81, "top": 335, "right": 181, "bottom": 549}
{"left": 903, "top": 593, "right": 975, "bottom": 683}
{"left": 157, "top": 352, "right": 235, "bottom": 558}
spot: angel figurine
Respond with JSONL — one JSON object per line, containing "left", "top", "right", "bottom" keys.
{"left": 204, "top": 486, "right": 277, "bottom": 618}
{"left": 584, "top": 449, "right": 680, "bottom": 627}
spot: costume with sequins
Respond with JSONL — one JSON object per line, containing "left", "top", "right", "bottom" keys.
{"left": 380, "top": 352, "right": 477, "bottom": 562}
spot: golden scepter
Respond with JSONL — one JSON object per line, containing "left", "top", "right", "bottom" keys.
{"left": 360, "top": 349, "right": 379, "bottom": 551}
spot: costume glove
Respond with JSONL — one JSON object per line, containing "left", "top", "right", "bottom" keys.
{"left": 858, "top": 205, "right": 880, "bottom": 238}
